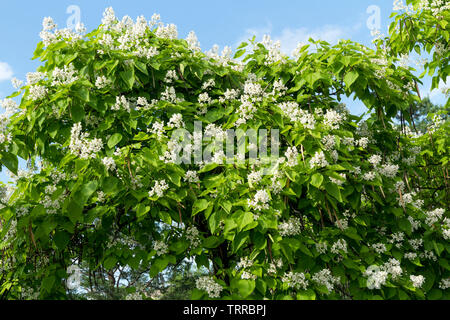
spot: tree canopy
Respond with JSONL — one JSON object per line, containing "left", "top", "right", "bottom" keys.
{"left": 0, "top": 0, "right": 449, "bottom": 300}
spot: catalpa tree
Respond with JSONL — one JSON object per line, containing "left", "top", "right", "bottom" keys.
{"left": 0, "top": 1, "right": 448, "bottom": 300}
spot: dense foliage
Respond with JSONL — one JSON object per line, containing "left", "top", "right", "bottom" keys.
{"left": 0, "top": 0, "right": 449, "bottom": 300}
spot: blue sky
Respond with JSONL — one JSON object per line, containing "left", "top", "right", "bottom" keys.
{"left": 0, "top": 0, "right": 447, "bottom": 182}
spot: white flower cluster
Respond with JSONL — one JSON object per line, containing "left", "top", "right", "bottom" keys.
{"left": 28, "top": 85, "right": 48, "bottom": 101}
{"left": 95, "top": 76, "right": 112, "bottom": 89}
{"left": 267, "top": 259, "right": 283, "bottom": 276}
{"left": 261, "top": 35, "right": 286, "bottom": 65}
{"left": 155, "top": 23, "right": 178, "bottom": 40}
{"left": 323, "top": 110, "right": 345, "bottom": 130}
{"left": 164, "top": 70, "right": 179, "bottom": 83}
{"left": 148, "top": 180, "right": 169, "bottom": 198}
{"left": 167, "top": 113, "right": 184, "bottom": 129}
{"left": 370, "top": 243, "right": 387, "bottom": 254}
{"left": 388, "top": 232, "right": 404, "bottom": 248}
{"left": 439, "top": 278, "right": 450, "bottom": 290}
{"left": 330, "top": 173, "right": 346, "bottom": 186}
{"left": 184, "top": 170, "right": 199, "bottom": 183}
{"left": 248, "top": 190, "right": 270, "bottom": 211}
{"left": 39, "top": 16, "right": 85, "bottom": 47}
{"left": 285, "top": 146, "right": 298, "bottom": 167}
{"left": 69, "top": 123, "right": 103, "bottom": 159}
{"left": 278, "top": 101, "right": 316, "bottom": 129}
{"left": 102, "top": 157, "right": 116, "bottom": 171}
{"left": 281, "top": 271, "right": 308, "bottom": 290}
{"left": 149, "top": 121, "right": 165, "bottom": 139}
{"left": 186, "top": 31, "right": 201, "bottom": 51}
{"left": 237, "top": 257, "right": 254, "bottom": 269}
{"left": 378, "top": 164, "right": 399, "bottom": 178}
{"left": 410, "top": 275, "right": 425, "bottom": 289}
{"left": 0, "top": 98, "right": 18, "bottom": 145}
{"left": 112, "top": 95, "right": 132, "bottom": 112}
{"left": 331, "top": 239, "right": 347, "bottom": 254}
{"left": 312, "top": 269, "right": 340, "bottom": 292}
{"left": 40, "top": 185, "right": 65, "bottom": 215}
{"left": 248, "top": 170, "right": 263, "bottom": 186}
{"left": 196, "top": 276, "right": 223, "bottom": 298}
{"left": 186, "top": 226, "right": 201, "bottom": 248}
{"left": 219, "top": 88, "right": 240, "bottom": 103}
{"left": 321, "top": 135, "right": 336, "bottom": 151}
{"left": 153, "top": 240, "right": 168, "bottom": 256}
{"left": 364, "top": 258, "right": 402, "bottom": 290}
{"left": 425, "top": 208, "right": 444, "bottom": 226}
{"left": 278, "top": 217, "right": 302, "bottom": 237}
{"left": 310, "top": 151, "right": 329, "bottom": 169}
{"left": 315, "top": 242, "right": 328, "bottom": 254}
{"left": 51, "top": 63, "right": 78, "bottom": 86}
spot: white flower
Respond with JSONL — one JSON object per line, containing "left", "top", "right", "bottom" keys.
{"left": 310, "top": 151, "right": 328, "bottom": 169}
{"left": 312, "top": 269, "right": 340, "bottom": 292}
{"left": 184, "top": 170, "right": 199, "bottom": 183}
{"left": 357, "top": 137, "right": 369, "bottom": 149}
{"left": 248, "top": 170, "right": 262, "bottom": 186}
{"left": 164, "top": 70, "right": 179, "bottom": 83}
{"left": 186, "top": 226, "right": 201, "bottom": 248}
{"left": 155, "top": 23, "right": 178, "bottom": 39}
{"left": 95, "top": 76, "right": 111, "bottom": 89}
{"left": 167, "top": 113, "right": 184, "bottom": 129}
{"left": 281, "top": 271, "right": 308, "bottom": 290}
{"left": 186, "top": 31, "right": 201, "bottom": 51}
{"left": 28, "top": 85, "right": 48, "bottom": 101}
{"left": 364, "top": 265, "right": 388, "bottom": 290}
{"left": 11, "top": 77, "right": 23, "bottom": 89}
{"left": 248, "top": 190, "right": 270, "bottom": 211}
{"left": 285, "top": 146, "right": 298, "bottom": 167}
{"left": 51, "top": 63, "right": 78, "bottom": 86}
{"left": 322, "top": 135, "right": 336, "bottom": 151}
{"left": 237, "top": 257, "right": 254, "bottom": 269}
{"left": 362, "top": 171, "right": 376, "bottom": 181}
{"left": 153, "top": 240, "right": 168, "bottom": 256}
{"left": 196, "top": 276, "right": 223, "bottom": 298}
{"left": 331, "top": 239, "right": 347, "bottom": 254}
{"left": 279, "top": 217, "right": 302, "bottom": 236}
{"left": 410, "top": 275, "right": 425, "bottom": 289}
{"left": 425, "top": 208, "right": 444, "bottom": 226}
{"left": 378, "top": 164, "right": 399, "bottom": 178}
{"left": 323, "top": 109, "right": 344, "bottom": 130}
{"left": 102, "top": 157, "right": 116, "bottom": 171}
{"left": 316, "top": 242, "right": 328, "bottom": 254}
{"left": 368, "top": 155, "right": 382, "bottom": 166}
{"left": 115, "top": 95, "right": 132, "bottom": 112}
{"left": 148, "top": 180, "right": 169, "bottom": 198}
{"left": 69, "top": 123, "right": 103, "bottom": 159}
{"left": 149, "top": 121, "right": 165, "bottom": 139}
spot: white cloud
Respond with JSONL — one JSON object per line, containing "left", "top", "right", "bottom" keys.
{"left": 236, "top": 23, "right": 356, "bottom": 56}
{"left": 0, "top": 62, "right": 13, "bottom": 82}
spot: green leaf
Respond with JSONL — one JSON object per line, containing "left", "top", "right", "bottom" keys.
{"left": 192, "top": 199, "right": 209, "bottom": 216}
{"left": 297, "top": 289, "right": 316, "bottom": 300}
{"left": 0, "top": 152, "right": 18, "bottom": 175}
{"left": 344, "top": 71, "right": 359, "bottom": 88}
{"left": 54, "top": 230, "right": 71, "bottom": 250}
{"left": 233, "top": 279, "right": 255, "bottom": 298}
{"left": 203, "top": 236, "right": 223, "bottom": 249}
{"left": 310, "top": 173, "right": 324, "bottom": 189}
{"left": 325, "top": 182, "right": 343, "bottom": 202}
{"left": 74, "top": 87, "right": 90, "bottom": 102}
{"left": 120, "top": 69, "right": 135, "bottom": 90}
{"left": 234, "top": 49, "right": 246, "bottom": 59}
{"left": 104, "top": 256, "right": 117, "bottom": 270}
{"left": 107, "top": 133, "right": 123, "bottom": 149}
{"left": 71, "top": 104, "right": 85, "bottom": 122}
